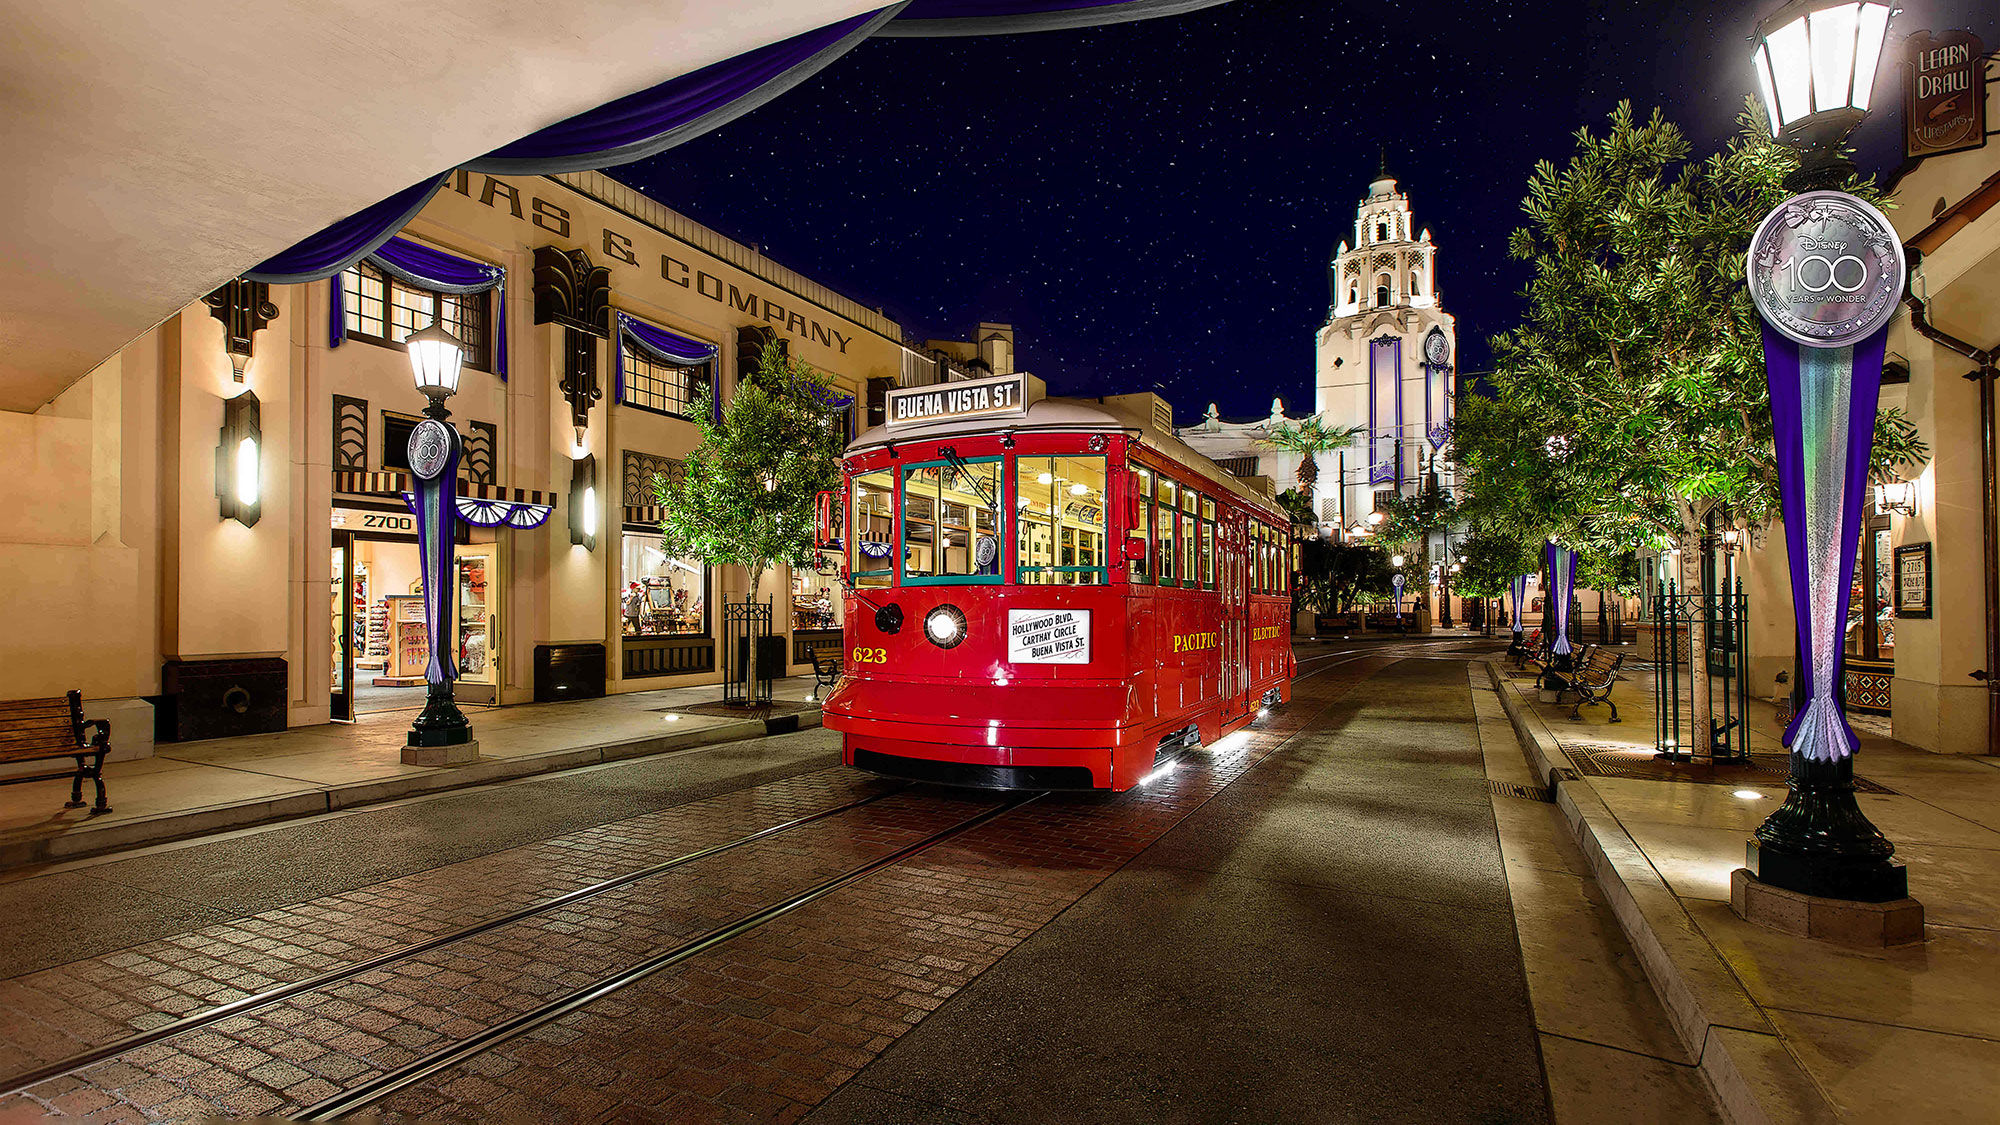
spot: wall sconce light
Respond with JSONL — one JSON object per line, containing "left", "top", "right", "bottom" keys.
{"left": 1721, "top": 527, "right": 1744, "bottom": 552}
{"left": 569, "top": 453, "right": 597, "bottom": 548}
{"left": 1874, "top": 476, "right": 1916, "bottom": 517}
{"left": 216, "top": 391, "right": 262, "bottom": 527}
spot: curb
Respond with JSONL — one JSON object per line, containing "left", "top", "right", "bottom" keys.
{"left": 0, "top": 708, "right": 823, "bottom": 873}
{"left": 1483, "top": 659, "right": 1835, "bottom": 1125}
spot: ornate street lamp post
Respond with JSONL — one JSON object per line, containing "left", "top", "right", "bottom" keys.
{"left": 402, "top": 322, "right": 478, "bottom": 765}
{"left": 1743, "top": 0, "right": 1915, "bottom": 911}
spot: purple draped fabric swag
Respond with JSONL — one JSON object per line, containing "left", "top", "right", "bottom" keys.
{"left": 613, "top": 311, "right": 721, "bottom": 417}
{"left": 240, "top": 1, "right": 1237, "bottom": 287}
{"left": 1546, "top": 543, "right": 1578, "bottom": 655}
{"left": 330, "top": 237, "right": 508, "bottom": 379}
{"left": 1763, "top": 323, "right": 1889, "bottom": 764}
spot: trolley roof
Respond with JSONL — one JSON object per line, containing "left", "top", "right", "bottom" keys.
{"left": 846, "top": 392, "right": 1281, "bottom": 516}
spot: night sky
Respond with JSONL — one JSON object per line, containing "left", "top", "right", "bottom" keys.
{"left": 611, "top": 0, "right": 1999, "bottom": 420}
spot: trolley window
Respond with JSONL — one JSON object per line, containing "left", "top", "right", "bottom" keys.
{"left": 851, "top": 469, "right": 896, "bottom": 588}
{"left": 1180, "top": 489, "right": 1200, "bottom": 588}
{"left": 1252, "top": 522, "right": 1265, "bottom": 594}
{"left": 901, "top": 459, "right": 1002, "bottom": 584}
{"left": 1130, "top": 466, "right": 1153, "bottom": 585}
{"left": 1200, "top": 497, "right": 1217, "bottom": 590}
{"left": 1017, "top": 455, "right": 1107, "bottom": 585}
{"left": 1155, "top": 477, "right": 1177, "bottom": 584}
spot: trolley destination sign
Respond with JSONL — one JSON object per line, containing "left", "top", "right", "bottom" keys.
{"left": 885, "top": 373, "right": 1029, "bottom": 428}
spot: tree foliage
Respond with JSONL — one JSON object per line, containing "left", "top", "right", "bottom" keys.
{"left": 653, "top": 341, "right": 847, "bottom": 602}
{"left": 1295, "top": 538, "right": 1394, "bottom": 615}
{"left": 1453, "top": 530, "right": 1542, "bottom": 599}
{"left": 1259, "top": 417, "right": 1363, "bottom": 489}
{"left": 1460, "top": 100, "right": 1927, "bottom": 558}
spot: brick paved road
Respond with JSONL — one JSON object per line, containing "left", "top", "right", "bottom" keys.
{"left": 0, "top": 640, "right": 1530, "bottom": 1124}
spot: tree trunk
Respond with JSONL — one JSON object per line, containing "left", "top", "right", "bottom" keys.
{"left": 1677, "top": 524, "right": 1715, "bottom": 755}
{"left": 1297, "top": 453, "right": 1318, "bottom": 490}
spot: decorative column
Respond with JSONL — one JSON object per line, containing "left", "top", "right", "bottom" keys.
{"left": 404, "top": 401, "right": 476, "bottom": 764}
{"left": 1744, "top": 191, "right": 1911, "bottom": 904}
{"left": 1545, "top": 542, "right": 1578, "bottom": 673}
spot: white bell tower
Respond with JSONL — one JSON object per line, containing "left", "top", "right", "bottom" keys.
{"left": 1313, "top": 157, "right": 1458, "bottom": 533}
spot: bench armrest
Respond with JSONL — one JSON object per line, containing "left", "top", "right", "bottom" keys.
{"left": 80, "top": 718, "right": 110, "bottom": 748}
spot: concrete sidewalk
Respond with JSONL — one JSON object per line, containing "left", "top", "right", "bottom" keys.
{"left": 1492, "top": 652, "right": 2000, "bottom": 1123}
{"left": 0, "top": 677, "right": 827, "bottom": 872}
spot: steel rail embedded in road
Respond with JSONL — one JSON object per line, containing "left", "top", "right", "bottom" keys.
{"left": 295, "top": 791, "right": 1042, "bottom": 1121}
{"left": 0, "top": 779, "right": 909, "bottom": 1100}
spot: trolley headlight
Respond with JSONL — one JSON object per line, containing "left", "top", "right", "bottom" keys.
{"left": 923, "top": 604, "right": 968, "bottom": 650}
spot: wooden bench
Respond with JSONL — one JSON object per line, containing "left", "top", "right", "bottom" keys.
{"left": 1561, "top": 647, "right": 1626, "bottom": 721}
{"left": 810, "top": 648, "right": 843, "bottom": 700}
{"left": 1363, "top": 613, "right": 1414, "bottom": 635}
{"left": 1510, "top": 627, "right": 1543, "bottom": 668}
{"left": 0, "top": 691, "right": 113, "bottom": 815}
{"left": 1314, "top": 612, "right": 1362, "bottom": 635}
{"left": 1530, "top": 642, "right": 1593, "bottom": 696}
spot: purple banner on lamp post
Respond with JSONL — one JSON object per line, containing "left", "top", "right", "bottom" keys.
{"left": 1510, "top": 574, "right": 1529, "bottom": 633}
{"left": 1546, "top": 543, "right": 1577, "bottom": 655}
{"left": 407, "top": 421, "right": 461, "bottom": 686}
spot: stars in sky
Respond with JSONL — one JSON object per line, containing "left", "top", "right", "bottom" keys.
{"left": 612, "top": 0, "right": 1997, "bottom": 418}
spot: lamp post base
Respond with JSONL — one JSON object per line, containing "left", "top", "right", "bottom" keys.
{"left": 1731, "top": 866, "right": 1922, "bottom": 947}
{"left": 408, "top": 682, "right": 473, "bottom": 747}
{"left": 1746, "top": 838, "right": 1908, "bottom": 903}
{"left": 403, "top": 739, "right": 480, "bottom": 767}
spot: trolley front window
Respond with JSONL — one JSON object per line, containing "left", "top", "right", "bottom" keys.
{"left": 851, "top": 469, "right": 896, "bottom": 588}
{"left": 1016, "top": 455, "right": 1107, "bottom": 585}
{"left": 902, "top": 459, "right": 1002, "bottom": 584}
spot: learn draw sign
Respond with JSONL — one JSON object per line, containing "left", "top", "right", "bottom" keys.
{"left": 1007, "top": 609, "right": 1091, "bottom": 664}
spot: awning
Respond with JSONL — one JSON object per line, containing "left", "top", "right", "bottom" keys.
{"left": 333, "top": 469, "right": 556, "bottom": 529}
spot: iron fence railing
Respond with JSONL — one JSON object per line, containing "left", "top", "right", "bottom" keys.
{"left": 722, "top": 600, "right": 774, "bottom": 706}
{"left": 1652, "top": 578, "right": 1750, "bottom": 763}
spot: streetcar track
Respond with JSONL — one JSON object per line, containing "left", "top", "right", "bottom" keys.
{"left": 296, "top": 792, "right": 1041, "bottom": 1121}
{"left": 0, "top": 781, "right": 911, "bottom": 1100}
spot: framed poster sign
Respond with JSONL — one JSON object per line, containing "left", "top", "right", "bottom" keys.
{"left": 1894, "top": 543, "right": 1932, "bottom": 618}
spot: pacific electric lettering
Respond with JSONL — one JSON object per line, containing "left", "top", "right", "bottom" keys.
{"left": 451, "top": 172, "right": 855, "bottom": 354}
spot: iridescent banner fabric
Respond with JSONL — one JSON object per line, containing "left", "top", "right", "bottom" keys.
{"left": 1546, "top": 543, "right": 1577, "bottom": 655}
{"left": 1510, "top": 574, "right": 1529, "bottom": 633}
{"left": 1763, "top": 324, "right": 1888, "bottom": 762}
{"left": 412, "top": 436, "right": 462, "bottom": 686}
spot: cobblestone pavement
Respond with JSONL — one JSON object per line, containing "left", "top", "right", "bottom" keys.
{"left": 0, "top": 644, "right": 1425, "bottom": 1123}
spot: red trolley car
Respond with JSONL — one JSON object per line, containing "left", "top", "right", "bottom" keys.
{"left": 821, "top": 376, "right": 1295, "bottom": 791}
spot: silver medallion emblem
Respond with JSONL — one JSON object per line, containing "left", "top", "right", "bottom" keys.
{"left": 407, "top": 419, "right": 453, "bottom": 481}
{"left": 1747, "top": 191, "right": 1906, "bottom": 350}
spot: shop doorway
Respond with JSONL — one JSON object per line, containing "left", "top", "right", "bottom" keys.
{"left": 330, "top": 513, "right": 503, "bottom": 720}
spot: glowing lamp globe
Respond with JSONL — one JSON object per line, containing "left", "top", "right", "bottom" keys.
{"left": 1751, "top": 1, "right": 1892, "bottom": 148}
{"left": 405, "top": 322, "right": 467, "bottom": 402}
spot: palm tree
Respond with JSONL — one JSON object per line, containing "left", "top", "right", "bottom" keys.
{"left": 1259, "top": 416, "right": 1364, "bottom": 492}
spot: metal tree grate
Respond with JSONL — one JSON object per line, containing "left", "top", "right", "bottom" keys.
{"left": 1488, "top": 780, "right": 1554, "bottom": 802}
{"left": 1562, "top": 739, "right": 1894, "bottom": 793}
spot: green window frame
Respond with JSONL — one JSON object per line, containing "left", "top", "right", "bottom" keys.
{"left": 1200, "top": 496, "right": 1217, "bottom": 590}
{"left": 1155, "top": 477, "right": 1178, "bottom": 584}
{"left": 1130, "top": 466, "right": 1154, "bottom": 585}
{"left": 1016, "top": 454, "right": 1108, "bottom": 585}
{"left": 851, "top": 468, "right": 897, "bottom": 587}
{"left": 1181, "top": 489, "right": 1200, "bottom": 588}
{"left": 900, "top": 458, "right": 1004, "bottom": 586}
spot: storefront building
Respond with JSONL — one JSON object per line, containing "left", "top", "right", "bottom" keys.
{"left": 0, "top": 168, "right": 952, "bottom": 747}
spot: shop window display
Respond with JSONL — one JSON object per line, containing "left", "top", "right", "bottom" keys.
{"left": 793, "top": 567, "right": 841, "bottom": 632}
{"left": 622, "top": 534, "right": 707, "bottom": 636}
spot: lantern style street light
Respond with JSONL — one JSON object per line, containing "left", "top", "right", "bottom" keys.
{"left": 402, "top": 323, "right": 476, "bottom": 762}
{"left": 1752, "top": 0, "right": 1895, "bottom": 188}
{"left": 1744, "top": 0, "right": 1915, "bottom": 910}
